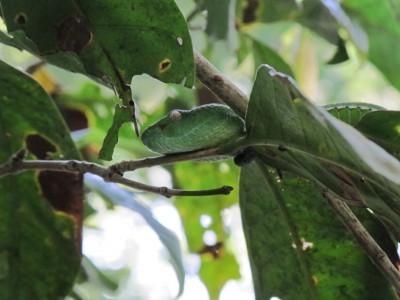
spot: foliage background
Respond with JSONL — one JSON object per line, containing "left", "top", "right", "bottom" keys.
{"left": 1, "top": 0, "right": 400, "bottom": 299}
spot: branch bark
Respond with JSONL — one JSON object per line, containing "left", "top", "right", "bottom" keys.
{"left": 194, "top": 50, "right": 248, "bottom": 118}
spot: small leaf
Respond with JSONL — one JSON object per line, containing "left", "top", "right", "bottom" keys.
{"left": 327, "top": 37, "right": 349, "bottom": 64}
{"left": 98, "top": 104, "right": 133, "bottom": 161}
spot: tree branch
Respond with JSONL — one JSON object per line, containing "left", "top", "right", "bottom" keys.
{"left": 323, "top": 190, "right": 400, "bottom": 293}
{"left": 0, "top": 149, "right": 232, "bottom": 198}
{"left": 194, "top": 50, "right": 248, "bottom": 118}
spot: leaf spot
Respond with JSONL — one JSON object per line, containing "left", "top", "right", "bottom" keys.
{"left": 311, "top": 276, "right": 318, "bottom": 285}
{"left": 14, "top": 13, "right": 27, "bottom": 25}
{"left": 177, "top": 37, "right": 183, "bottom": 46}
{"left": 159, "top": 58, "right": 171, "bottom": 73}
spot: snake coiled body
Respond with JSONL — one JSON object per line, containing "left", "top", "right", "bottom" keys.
{"left": 141, "top": 104, "right": 245, "bottom": 154}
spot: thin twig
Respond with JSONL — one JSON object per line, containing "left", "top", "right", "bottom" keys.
{"left": 323, "top": 190, "right": 400, "bottom": 292}
{"left": 0, "top": 150, "right": 232, "bottom": 198}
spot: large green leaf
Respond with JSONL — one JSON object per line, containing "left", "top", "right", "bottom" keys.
{"left": 244, "top": 65, "right": 400, "bottom": 238}
{"left": 240, "top": 162, "right": 398, "bottom": 299}
{"left": 0, "top": 0, "right": 194, "bottom": 88}
{"left": 343, "top": 0, "right": 400, "bottom": 90}
{"left": 1, "top": 0, "right": 194, "bottom": 160}
{"left": 0, "top": 60, "right": 81, "bottom": 299}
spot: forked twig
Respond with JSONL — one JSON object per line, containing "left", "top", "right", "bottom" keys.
{"left": 0, "top": 149, "right": 232, "bottom": 198}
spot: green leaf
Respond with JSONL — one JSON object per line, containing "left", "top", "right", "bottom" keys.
{"left": 245, "top": 65, "right": 400, "bottom": 238}
{"left": 243, "top": 0, "right": 299, "bottom": 23}
{"left": 98, "top": 104, "right": 133, "bottom": 161}
{"left": 327, "top": 37, "right": 349, "bottom": 64}
{"left": 0, "top": 60, "right": 81, "bottom": 299}
{"left": 355, "top": 111, "right": 400, "bottom": 160}
{"left": 252, "top": 39, "right": 294, "bottom": 77}
{"left": 199, "top": 252, "right": 240, "bottom": 300}
{"left": 343, "top": 0, "right": 400, "bottom": 90}
{"left": 1, "top": 0, "right": 194, "bottom": 87}
{"left": 57, "top": 83, "right": 150, "bottom": 160}
{"left": 324, "top": 104, "right": 400, "bottom": 159}
{"left": 296, "top": 0, "right": 340, "bottom": 44}
{"left": 319, "top": 0, "right": 368, "bottom": 52}
{"left": 324, "top": 102, "right": 383, "bottom": 126}
{"left": 205, "top": 0, "right": 232, "bottom": 40}
{"left": 240, "top": 162, "right": 398, "bottom": 299}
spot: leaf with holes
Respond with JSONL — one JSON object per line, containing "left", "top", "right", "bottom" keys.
{"left": 0, "top": 60, "right": 82, "bottom": 299}
{"left": 0, "top": 0, "right": 194, "bottom": 87}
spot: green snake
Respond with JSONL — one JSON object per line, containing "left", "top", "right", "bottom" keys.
{"left": 141, "top": 102, "right": 383, "bottom": 155}
{"left": 141, "top": 104, "right": 245, "bottom": 154}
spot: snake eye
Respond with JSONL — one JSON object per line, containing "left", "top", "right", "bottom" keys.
{"left": 169, "top": 111, "right": 181, "bottom": 122}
